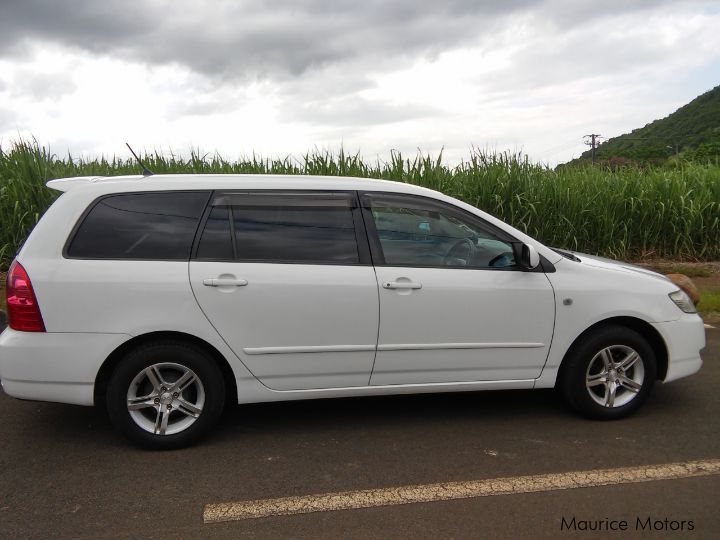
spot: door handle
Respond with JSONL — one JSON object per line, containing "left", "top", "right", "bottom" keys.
{"left": 382, "top": 281, "right": 422, "bottom": 290}
{"left": 203, "top": 278, "right": 248, "bottom": 287}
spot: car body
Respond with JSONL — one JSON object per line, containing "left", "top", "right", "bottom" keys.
{"left": 0, "top": 174, "right": 706, "bottom": 448}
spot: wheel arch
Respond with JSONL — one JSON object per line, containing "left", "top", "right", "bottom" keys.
{"left": 557, "top": 316, "right": 669, "bottom": 385}
{"left": 94, "top": 331, "right": 238, "bottom": 409}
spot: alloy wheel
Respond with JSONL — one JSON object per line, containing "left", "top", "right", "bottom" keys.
{"left": 585, "top": 345, "right": 645, "bottom": 408}
{"left": 126, "top": 362, "right": 205, "bottom": 436}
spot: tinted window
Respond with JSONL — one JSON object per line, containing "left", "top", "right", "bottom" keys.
{"left": 367, "top": 195, "right": 516, "bottom": 268}
{"left": 196, "top": 193, "right": 360, "bottom": 264}
{"left": 233, "top": 204, "right": 358, "bottom": 263}
{"left": 67, "top": 192, "right": 209, "bottom": 259}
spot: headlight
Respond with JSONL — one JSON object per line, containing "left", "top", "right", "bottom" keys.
{"left": 668, "top": 289, "right": 697, "bottom": 314}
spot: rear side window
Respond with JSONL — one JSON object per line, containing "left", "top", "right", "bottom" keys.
{"left": 196, "top": 192, "right": 360, "bottom": 264}
{"left": 67, "top": 192, "right": 209, "bottom": 260}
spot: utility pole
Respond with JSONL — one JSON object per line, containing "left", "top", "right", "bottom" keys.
{"left": 584, "top": 134, "right": 602, "bottom": 164}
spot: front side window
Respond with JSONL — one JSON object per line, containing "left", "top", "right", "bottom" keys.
{"left": 365, "top": 194, "right": 516, "bottom": 268}
{"left": 67, "top": 192, "right": 209, "bottom": 260}
{"left": 196, "top": 192, "right": 360, "bottom": 264}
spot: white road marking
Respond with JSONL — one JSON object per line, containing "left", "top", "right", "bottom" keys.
{"left": 203, "top": 459, "right": 720, "bottom": 523}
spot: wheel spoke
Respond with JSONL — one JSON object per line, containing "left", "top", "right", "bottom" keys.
{"left": 604, "top": 381, "right": 617, "bottom": 407}
{"left": 586, "top": 372, "right": 608, "bottom": 388}
{"left": 176, "top": 398, "right": 202, "bottom": 418}
{"left": 599, "top": 349, "right": 613, "bottom": 370}
{"left": 127, "top": 396, "right": 157, "bottom": 411}
{"left": 619, "top": 375, "right": 642, "bottom": 392}
{"left": 153, "top": 408, "right": 162, "bottom": 433}
{"left": 145, "top": 365, "right": 165, "bottom": 390}
{"left": 154, "top": 408, "right": 171, "bottom": 435}
{"left": 160, "top": 410, "right": 170, "bottom": 434}
{"left": 618, "top": 351, "right": 640, "bottom": 371}
{"left": 172, "top": 370, "right": 196, "bottom": 392}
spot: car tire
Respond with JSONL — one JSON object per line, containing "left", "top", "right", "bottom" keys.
{"left": 559, "top": 325, "right": 656, "bottom": 420}
{"left": 106, "top": 340, "right": 225, "bottom": 450}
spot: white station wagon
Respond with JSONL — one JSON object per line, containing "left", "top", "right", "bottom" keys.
{"left": 0, "top": 174, "right": 705, "bottom": 449}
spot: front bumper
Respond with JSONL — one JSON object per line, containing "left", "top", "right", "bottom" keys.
{"left": 651, "top": 313, "right": 706, "bottom": 383}
{"left": 0, "top": 328, "right": 130, "bottom": 406}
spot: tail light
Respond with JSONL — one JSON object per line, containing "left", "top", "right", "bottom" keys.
{"left": 6, "top": 261, "right": 46, "bottom": 332}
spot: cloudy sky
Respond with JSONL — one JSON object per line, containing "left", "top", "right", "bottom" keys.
{"left": 1, "top": 0, "right": 718, "bottom": 165}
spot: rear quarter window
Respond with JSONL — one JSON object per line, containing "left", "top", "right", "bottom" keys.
{"left": 66, "top": 192, "right": 210, "bottom": 260}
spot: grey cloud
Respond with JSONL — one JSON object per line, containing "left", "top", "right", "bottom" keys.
{"left": 1, "top": 0, "right": 709, "bottom": 83}
{"left": 0, "top": 0, "right": 538, "bottom": 79}
{"left": 542, "top": 0, "right": 697, "bottom": 27}
{"left": 0, "top": 0, "right": 152, "bottom": 52}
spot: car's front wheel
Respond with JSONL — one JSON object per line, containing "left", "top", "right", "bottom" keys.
{"left": 106, "top": 341, "right": 225, "bottom": 449}
{"left": 559, "top": 325, "right": 657, "bottom": 419}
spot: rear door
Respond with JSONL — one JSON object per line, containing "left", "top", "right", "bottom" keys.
{"left": 362, "top": 192, "right": 555, "bottom": 385}
{"left": 189, "top": 191, "right": 379, "bottom": 391}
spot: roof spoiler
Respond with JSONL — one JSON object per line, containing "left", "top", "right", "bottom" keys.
{"left": 46, "top": 176, "right": 104, "bottom": 192}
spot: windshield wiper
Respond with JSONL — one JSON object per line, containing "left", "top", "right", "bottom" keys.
{"left": 551, "top": 247, "right": 581, "bottom": 262}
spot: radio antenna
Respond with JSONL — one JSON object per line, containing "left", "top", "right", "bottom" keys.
{"left": 125, "top": 142, "right": 154, "bottom": 177}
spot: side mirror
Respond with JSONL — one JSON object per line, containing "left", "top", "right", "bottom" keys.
{"left": 520, "top": 243, "right": 540, "bottom": 270}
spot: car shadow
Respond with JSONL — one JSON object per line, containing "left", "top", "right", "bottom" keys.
{"left": 213, "top": 388, "right": 567, "bottom": 442}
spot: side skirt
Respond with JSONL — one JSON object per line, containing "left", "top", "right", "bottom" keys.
{"left": 233, "top": 378, "right": 536, "bottom": 404}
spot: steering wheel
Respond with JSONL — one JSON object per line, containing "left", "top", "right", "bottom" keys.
{"left": 443, "top": 238, "right": 475, "bottom": 266}
{"left": 488, "top": 251, "right": 515, "bottom": 268}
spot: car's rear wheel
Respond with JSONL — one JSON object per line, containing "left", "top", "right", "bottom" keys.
{"left": 559, "top": 325, "right": 656, "bottom": 419}
{"left": 106, "top": 341, "right": 225, "bottom": 449}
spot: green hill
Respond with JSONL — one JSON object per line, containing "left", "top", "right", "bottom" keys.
{"left": 580, "top": 85, "right": 720, "bottom": 162}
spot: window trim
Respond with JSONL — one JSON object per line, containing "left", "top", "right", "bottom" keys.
{"left": 192, "top": 202, "right": 236, "bottom": 261}
{"left": 63, "top": 190, "right": 213, "bottom": 262}
{"left": 191, "top": 190, "right": 372, "bottom": 266}
{"left": 359, "top": 191, "right": 531, "bottom": 272}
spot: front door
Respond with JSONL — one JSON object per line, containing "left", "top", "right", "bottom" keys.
{"left": 190, "top": 191, "right": 379, "bottom": 391}
{"left": 362, "top": 192, "right": 555, "bottom": 385}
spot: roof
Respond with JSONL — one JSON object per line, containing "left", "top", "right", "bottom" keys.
{"left": 46, "top": 173, "right": 438, "bottom": 197}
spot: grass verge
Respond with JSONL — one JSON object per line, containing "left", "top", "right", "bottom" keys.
{"left": 698, "top": 288, "right": 720, "bottom": 324}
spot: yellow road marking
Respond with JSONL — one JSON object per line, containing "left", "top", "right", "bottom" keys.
{"left": 203, "top": 459, "right": 720, "bottom": 523}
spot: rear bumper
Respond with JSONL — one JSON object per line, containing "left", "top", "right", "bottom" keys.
{"left": 651, "top": 314, "right": 706, "bottom": 383}
{"left": 1, "top": 379, "right": 96, "bottom": 406}
{"left": 0, "top": 329, "right": 130, "bottom": 406}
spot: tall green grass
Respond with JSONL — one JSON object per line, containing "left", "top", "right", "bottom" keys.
{"left": 0, "top": 139, "right": 718, "bottom": 270}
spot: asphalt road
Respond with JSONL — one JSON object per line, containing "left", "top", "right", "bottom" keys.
{"left": 0, "top": 329, "right": 718, "bottom": 539}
